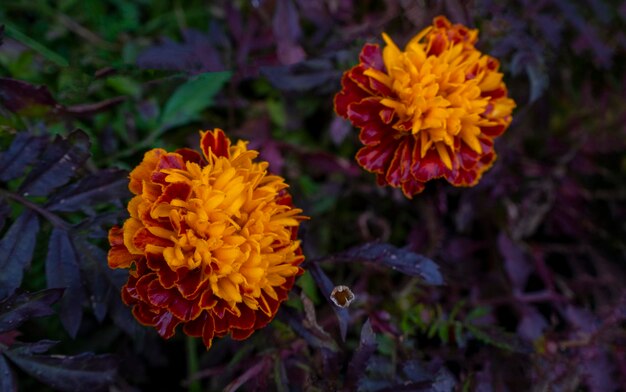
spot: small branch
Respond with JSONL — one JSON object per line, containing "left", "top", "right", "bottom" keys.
{"left": 0, "top": 189, "right": 69, "bottom": 230}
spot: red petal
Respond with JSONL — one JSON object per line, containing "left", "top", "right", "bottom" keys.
{"left": 359, "top": 43, "right": 385, "bottom": 71}
{"left": 480, "top": 123, "right": 505, "bottom": 137}
{"left": 356, "top": 136, "right": 398, "bottom": 173}
{"left": 335, "top": 73, "right": 369, "bottom": 118}
{"left": 177, "top": 269, "right": 208, "bottom": 299}
{"left": 201, "top": 129, "right": 231, "bottom": 159}
{"left": 202, "top": 313, "right": 216, "bottom": 348}
{"left": 385, "top": 138, "right": 413, "bottom": 187}
{"left": 108, "top": 226, "right": 124, "bottom": 246}
{"left": 401, "top": 179, "right": 426, "bottom": 198}
{"left": 154, "top": 310, "right": 181, "bottom": 339}
{"left": 410, "top": 147, "right": 448, "bottom": 182}
{"left": 168, "top": 295, "right": 202, "bottom": 321}
{"left": 108, "top": 246, "right": 134, "bottom": 269}
{"left": 147, "top": 279, "right": 174, "bottom": 307}
{"left": 231, "top": 327, "right": 255, "bottom": 341}
{"left": 146, "top": 252, "right": 177, "bottom": 289}
{"left": 199, "top": 288, "right": 218, "bottom": 309}
{"left": 229, "top": 305, "right": 255, "bottom": 331}
{"left": 133, "top": 227, "right": 173, "bottom": 251}
{"left": 379, "top": 107, "right": 395, "bottom": 124}
{"left": 121, "top": 283, "right": 138, "bottom": 305}
{"left": 151, "top": 154, "right": 185, "bottom": 185}
{"left": 359, "top": 122, "right": 387, "bottom": 146}
{"left": 212, "top": 309, "right": 230, "bottom": 335}
{"left": 183, "top": 313, "right": 206, "bottom": 337}
{"left": 346, "top": 66, "right": 376, "bottom": 96}
{"left": 135, "top": 274, "right": 156, "bottom": 301}
{"left": 155, "top": 182, "right": 192, "bottom": 205}
{"left": 132, "top": 302, "right": 158, "bottom": 325}
{"left": 175, "top": 148, "right": 206, "bottom": 166}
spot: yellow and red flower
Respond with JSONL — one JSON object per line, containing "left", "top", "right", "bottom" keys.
{"left": 335, "top": 16, "right": 516, "bottom": 197}
{"left": 108, "top": 129, "right": 306, "bottom": 348}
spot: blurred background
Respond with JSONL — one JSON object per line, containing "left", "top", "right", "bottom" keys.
{"left": 0, "top": 0, "right": 625, "bottom": 390}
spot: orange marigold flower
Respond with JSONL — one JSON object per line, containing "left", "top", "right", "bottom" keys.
{"left": 335, "top": 16, "right": 516, "bottom": 197}
{"left": 108, "top": 129, "right": 306, "bottom": 349}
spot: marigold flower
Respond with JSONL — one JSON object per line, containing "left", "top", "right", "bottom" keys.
{"left": 108, "top": 129, "right": 306, "bottom": 348}
{"left": 335, "top": 16, "right": 516, "bottom": 197}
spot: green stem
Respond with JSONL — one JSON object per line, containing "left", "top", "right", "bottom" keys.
{"left": 186, "top": 336, "right": 201, "bottom": 392}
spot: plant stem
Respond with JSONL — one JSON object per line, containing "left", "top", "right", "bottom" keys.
{"left": 186, "top": 335, "right": 201, "bottom": 392}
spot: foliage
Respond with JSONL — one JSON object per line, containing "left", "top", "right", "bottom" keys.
{"left": 1, "top": 0, "right": 625, "bottom": 390}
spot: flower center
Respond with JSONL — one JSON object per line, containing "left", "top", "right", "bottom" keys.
{"left": 152, "top": 143, "right": 302, "bottom": 307}
{"left": 364, "top": 32, "right": 501, "bottom": 169}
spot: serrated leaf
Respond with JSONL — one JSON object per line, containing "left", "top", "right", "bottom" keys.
{"left": 46, "top": 169, "right": 129, "bottom": 213}
{"left": 73, "top": 238, "right": 126, "bottom": 323}
{"left": 0, "top": 132, "right": 48, "bottom": 182}
{"left": 345, "top": 319, "right": 377, "bottom": 390}
{"left": 0, "top": 77, "right": 58, "bottom": 115}
{"left": 136, "top": 28, "right": 225, "bottom": 74}
{"left": 0, "top": 355, "right": 17, "bottom": 392}
{"left": 261, "top": 59, "right": 340, "bottom": 92}
{"left": 315, "top": 242, "right": 443, "bottom": 285}
{"left": 0, "top": 210, "right": 40, "bottom": 300}
{"left": 45, "top": 228, "right": 85, "bottom": 338}
{"left": 0, "top": 289, "right": 64, "bottom": 333}
{"left": 19, "top": 130, "right": 91, "bottom": 197}
{"left": 160, "top": 71, "right": 231, "bottom": 130}
{"left": 4, "top": 349, "right": 116, "bottom": 392}
{"left": 9, "top": 340, "right": 58, "bottom": 355}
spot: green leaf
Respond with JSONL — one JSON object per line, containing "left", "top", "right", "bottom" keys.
{"left": 3, "top": 24, "right": 69, "bottom": 68}
{"left": 160, "top": 71, "right": 232, "bottom": 130}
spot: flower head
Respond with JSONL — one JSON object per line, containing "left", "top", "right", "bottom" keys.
{"left": 335, "top": 16, "right": 515, "bottom": 197}
{"left": 108, "top": 129, "right": 306, "bottom": 348}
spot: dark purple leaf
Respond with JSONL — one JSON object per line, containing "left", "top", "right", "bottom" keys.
{"left": 46, "top": 169, "right": 129, "bottom": 213}
{"left": 345, "top": 319, "right": 377, "bottom": 390}
{"left": 329, "top": 116, "right": 351, "bottom": 145}
{"left": 430, "top": 367, "right": 456, "bottom": 392}
{"left": 553, "top": 0, "right": 613, "bottom": 68}
{"left": 564, "top": 305, "right": 599, "bottom": 333}
{"left": 0, "top": 210, "right": 39, "bottom": 300}
{"left": 0, "top": 197, "right": 9, "bottom": 233}
{"left": 278, "top": 307, "right": 339, "bottom": 352}
{"left": 73, "top": 238, "right": 126, "bottom": 323}
{"left": 0, "top": 132, "right": 48, "bottom": 182}
{"left": 224, "top": 357, "right": 270, "bottom": 392}
{"left": 4, "top": 349, "right": 117, "bottom": 392}
{"left": 0, "top": 355, "right": 17, "bottom": 392}
{"left": 273, "top": 0, "right": 305, "bottom": 65}
{"left": 579, "top": 346, "right": 618, "bottom": 392}
{"left": 137, "top": 28, "right": 225, "bottom": 74}
{"left": 402, "top": 360, "right": 430, "bottom": 383}
{"left": 261, "top": 59, "right": 340, "bottom": 92}
{"left": 0, "top": 78, "right": 60, "bottom": 115}
{"left": 0, "top": 289, "right": 64, "bottom": 333}
{"left": 9, "top": 340, "right": 58, "bottom": 355}
{"left": 45, "top": 228, "right": 85, "bottom": 338}
{"left": 315, "top": 242, "right": 443, "bottom": 285}
{"left": 516, "top": 308, "right": 548, "bottom": 341}
{"left": 19, "top": 130, "right": 91, "bottom": 197}
{"left": 498, "top": 233, "right": 531, "bottom": 291}
{"left": 306, "top": 262, "right": 350, "bottom": 341}
{"left": 64, "top": 96, "right": 126, "bottom": 118}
